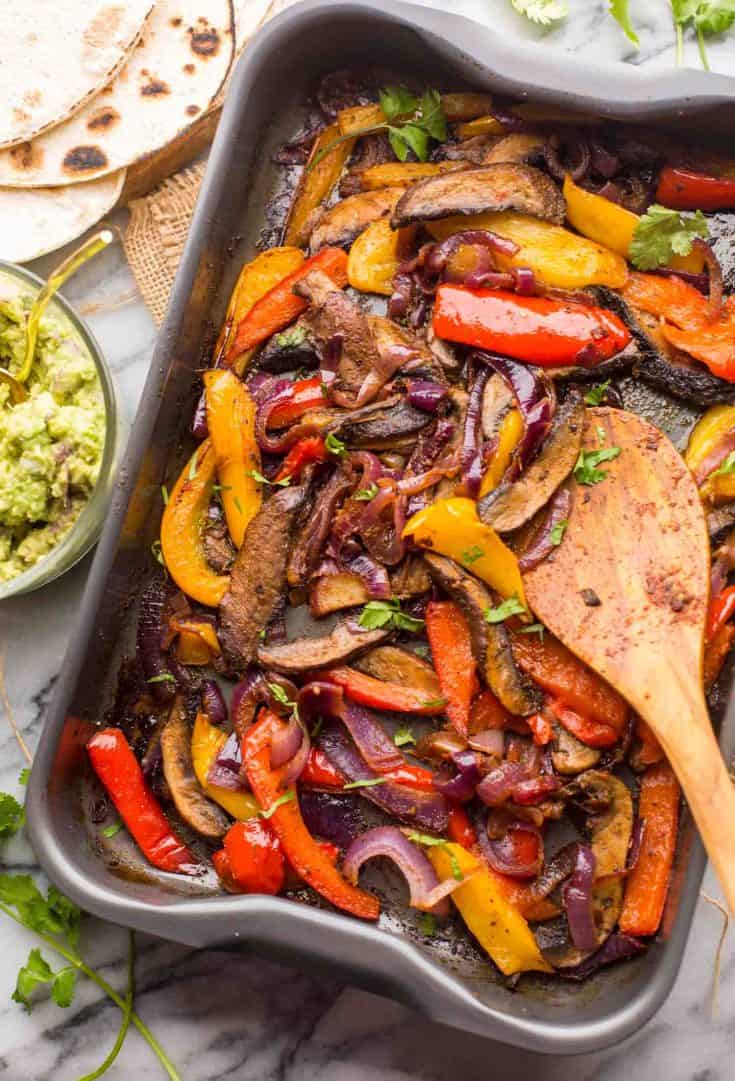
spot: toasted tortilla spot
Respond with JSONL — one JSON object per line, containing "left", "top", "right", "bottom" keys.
{"left": 189, "top": 27, "right": 220, "bottom": 56}
{"left": 183, "top": 63, "right": 195, "bottom": 74}
{"left": 62, "top": 145, "right": 108, "bottom": 173}
{"left": 86, "top": 106, "right": 120, "bottom": 131}
{"left": 141, "top": 78, "right": 170, "bottom": 96}
{"left": 82, "top": 6, "right": 124, "bottom": 64}
{"left": 23, "top": 90, "right": 42, "bottom": 107}
{"left": 186, "top": 104, "right": 200, "bottom": 115}
{"left": 12, "top": 109, "right": 29, "bottom": 124}
{"left": 9, "top": 142, "right": 43, "bottom": 171}
{"left": 171, "top": 16, "right": 183, "bottom": 26}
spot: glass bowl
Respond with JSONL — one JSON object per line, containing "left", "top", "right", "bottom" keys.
{"left": 0, "top": 260, "right": 125, "bottom": 599}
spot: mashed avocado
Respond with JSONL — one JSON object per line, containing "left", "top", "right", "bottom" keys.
{"left": 0, "top": 277, "right": 105, "bottom": 583}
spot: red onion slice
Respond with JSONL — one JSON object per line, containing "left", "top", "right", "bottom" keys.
{"left": 484, "top": 819, "right": 543, "bottom": 879}
{"left": 406, "top": 380, "right": 448, "bottom": 414}
{"left": 468, "top": 729, "right": 505, "bottom": 757}
{"left": 518, "top": 486, "right": 573, "bottom": 572}
{"left": 270, "top": 715, "right": 303, "bottom": 769}
{"left": 563, "top": 843, "right": 597, "bottom": 950}
{"left": 200, "top": 680, "right": 227, "bottom": 725}
{"left": 475, "top": 761, "right": 528, "bottom": 807}
{"left": 207, "top": 731, "right": 247, "bottom": 792}
{"left": 342, "top": 826, "right": 456, "bottom": 915}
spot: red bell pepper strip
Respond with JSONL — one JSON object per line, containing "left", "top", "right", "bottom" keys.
{"left": 432, "top": 284, "right": 631, "bottom": 367}
{"left": 322, "top": 666, "right": 446, "bottom": 716}
{"left": 223, "top": 818, "right": 285, "bottom": 895}
{"left": 226, "top": 247, "right": 349, "bottom": 364}
{"left": 657, "top": 166, "right": 735, "bottom": 211}
{"left": 212, "top": 849, "right": 241, "bottom": 893}
{"left": 242, "top": 711, "right": 380, "bottom": 920}
{"left": 301, "top": 747, "right": 346, "bottom": 788}
{"left": 87, "top": 728, "right": 199, "bottom": 875}
{"left": 274, "top": 435, "right": 328, "bottom": 482}
{"left": 426, "top": 601, "right": 477, "bottom": 737}
{"left": 511, "top": 630, "right": 628, "bottom": 734}
{"left": 707, "top": 584, "right": 735, "bottom": 642}
{"left": 547, "top": 697, "right": 618, "bottom": 748}
{"left": 619, "top": 761, "right": 680, "bottom": 936}
{"left": 447, "top": 804, "right": 478, "bottom": 848}
{"left": 267, "top": 376, "right": 328, "bottom": 429}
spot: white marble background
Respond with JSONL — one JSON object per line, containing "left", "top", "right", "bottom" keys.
{"left": 1, "top": 1, "right": 735, "bottom": 1077}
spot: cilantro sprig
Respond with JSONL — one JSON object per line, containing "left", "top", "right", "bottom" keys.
{"left": 511, "top": 0, "right": 569, "bottom": 25}
{"left": 610, "top": 0, "right": 640, "bottom": 44}
{"left": 671, "top": 1, "right": 735, "bottom": 69}
{"left": 630, "top": 205, "right": 709, "bottom": 271}
{"left": 310, "top": 86, "right": 447, "bottom": 170}
{"left": 484, "top": 594, "right": 528, "bottom": 624}
{"left": 574, "top": 446, "right": 621, "bottom": 486}
{"left": 358, "top": 599, "right": 425, "bottom": 633}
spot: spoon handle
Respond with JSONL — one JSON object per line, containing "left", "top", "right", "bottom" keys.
{"left": 17, "top": 228, "right": 115, "bottom": 385}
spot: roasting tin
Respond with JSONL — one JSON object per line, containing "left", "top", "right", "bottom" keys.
{"left": 26, "top": 0, "right": 735, "bottom": 1053}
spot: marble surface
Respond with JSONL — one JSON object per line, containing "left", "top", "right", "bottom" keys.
{"left": 2, "top": 2, "right": 735, "bottom": 1078}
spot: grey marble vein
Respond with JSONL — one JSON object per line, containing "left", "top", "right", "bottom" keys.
{"left": 1, "top": 4, "right": 735, "bottom": 1078}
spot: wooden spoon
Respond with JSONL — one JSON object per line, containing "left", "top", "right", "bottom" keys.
{"left": 523, "top": 406, "right": 735, "bottom": 913}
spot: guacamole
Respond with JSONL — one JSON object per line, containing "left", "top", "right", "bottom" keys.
{"left": 0, "top": 276, "right": 105, "bottom": 583}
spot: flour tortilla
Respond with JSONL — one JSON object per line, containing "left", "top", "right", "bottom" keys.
{"left": 0, "top": 2, "right": 154, "bottom": 150}
{"left": 0, "top": 0, "right": 234, "bottom": 187}
{"left": 0, "top": 172, "right": 125, "bottom": 263}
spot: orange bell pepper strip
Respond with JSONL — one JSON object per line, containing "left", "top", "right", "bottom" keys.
{"left": 160, "top": 440, "right": 229, "bottom": 607}
{"left": 426, "top": 601, "right": 477, "bottom": 738}
{"left": 321, "top": 666, "right": 447, "bottom": 716}
{"left": 704, "top": 621, "right": 735, "bottom": 690}
{"left": 620, "top": 270, "right": 709, "bottom": 329}
{"left": 432, "top": 284, "right": 631, "bottom": 367}
{"left": 226, "top": 247, "right": 349, "bottom": 365}
{"left": 204, "top": 369, "right": 261, "bottom": 548}
{"left": 267, "top": 376, "right": 329, "bottom": 429}
{"left": 87, "top": 728, "right": 200, "bottom": 875}
{"left": 547, "top": 696, "right": 618, "bottom": 749}
{"left": 657, "top": 166, "right": 735, "bottom": 211}
{"left": 224, "top": 818, "right": 286, "bottom": 896}
{"left": 274, "top": 435, "right": 328, "bottom": 482}
{"left": 511, "top": 631, "right": 628, "bottom": 734}
{"left": 619, "top": 761, "right": 680, "bottom": 936}
{"left": 285, "top": 123, "right": 356, "bottom": 247}
{"left": 663, "top": 321, "right": 735, "bottom": 382}
{"left": 241, "top": 711, "right": 380, "bottom": 920}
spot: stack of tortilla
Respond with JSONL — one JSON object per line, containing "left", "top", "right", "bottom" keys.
{"left": 0, "top": 0, "right": 272, "bottom": 263}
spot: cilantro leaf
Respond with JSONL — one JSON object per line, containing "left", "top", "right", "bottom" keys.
{"left": 358, "top": 599, "right": 425, "bottom": 633}
{"left": 259, "top": 791, "right": 295, "bottom": 819}
{"left": 413, "top": 644, "right": 431, "bottom": 660}
{"left": 393, "top": 727, "right": 416, "bottom": 748}
{"left": 484, "top": 594, "right": 528, "bottom": 624}
{"left": 418, "top": 912, "right": 437, "bottom": 936}
{"left": 671, "top": 1, "right": 735, "bottom": 68}
{"left": 584, "top": 380, "right": 611, "bottom": 406}
{"left": 388, "top": 123, "right": 430, "bottom": 162}
{"left": 147, "top": 673, "right": 175, "bottom": 685}
{"left": 12, "top": 948, "right": 54, "bottom": 1010}
{"left": 343, "top": 777, "right": 388, "bottom": 790}
{"left": 630, "top": 205, "right": 708, "bottom": 271}
{"left": 713, "top": 450, "right": 735, "bottom": 476}
{"left": 0, "top": 793, "right": 24, "bottom": 839}
{"left": 518, "top": 622, "right": 545, "bottom": 640}
{"left": 18, "top": 768, "right": 29, "bottom": 787}
{"left": 267, "top": 682, "right": 296, "bottom": 709}
{"left": 51, "top": 968, "right": 77, "bottom": 1008}
{"left": 550, "top": 519, "right": 569, "bottom": 546}
{"left": 102, "top": 821, "right": 123, "bottom": 838}
{"left": 405, "top": 831, "right": 464, "bottom": 881}
{"left": 610, "top": 0, "right": 640, "bottom": 43}
{"left": 150, "top": 539, "right": 165, "bottom": 568}
{"left": 275, "top": 325, "right": 307, "bottom": 349}
{"left": 354, "top": 483, "right": 378, "bottom": 501}
{"left": 417, "top": 90, "right": 447, "bottom": 142}
{"left": 325, "top": 432, "right": 347, "bottom": 457}
{"left": 421, "top": 697, "right": 448, "bottom": 709}
{"left": 246, "top": 468, "right": 291, "bottom": 487}
{"left": 573, "top": 446, "right": 621, "bottom": 486}
{"left": 460, "top": 545, "right": 485, "bottom": 566}
{"left": 160, "top": 485, "right": 169, "bottom": 506}
{"left": 379, "top": 86, "right": 418, "bottom": 121}
{"left": 695, "top": 2, "right": 735, "bottom": 36}
{"left": 511, "top": 0, "right": 569, "bottom": 24}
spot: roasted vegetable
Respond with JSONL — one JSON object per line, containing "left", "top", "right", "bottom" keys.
{"left": 204, "top": 370, "right": 261, "bottom": 548}
{"left": 285, "top": 123, "right": 356, "bottom": 247}
{"left": 309, "top": 187, "right": 403, "bottom": 252}
{"left": 425, "top": 600, "right": 477, "bottom": 736}
{"left": 257, "top": 620, "right": 389, "bottom": 673}
{"left": 619, "top": 761, "right": 679, "bottom": 936}
{"left": 160, "top": 697, "right": 230, "bottom": 840}
{"left": 347, "top": 217, "right": 414, "bottom": 295}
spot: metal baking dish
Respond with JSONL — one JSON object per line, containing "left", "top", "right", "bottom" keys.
{"left": 26, "top": 0, "right": 735, "bottom": 1053}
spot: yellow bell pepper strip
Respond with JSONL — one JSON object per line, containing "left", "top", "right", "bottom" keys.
{"left": 684, "top": 404, "right": 735, "bottom": 503}
{"left": 160, "top": 440, "right": 229, "bottom": 607}
{"left": 170, "top": 617, "right": 221, "bottom": 666}
{"left": 204, "top": 369, "right": 261, "bottom": 548}
{"left": 427, "top": 211, "right": 628, "bottom": 290}
{"left": 456, "top": 115, "right": 506, "bottom": 139}
{"left": 284, "top": 123, "right": 356, "bottom": 247}
{"left": 359, "top": 161, "right": 461, "bottom": 190}
{"left": 242, "top": 710, "right": 380, "bottom": 920}
{"left": 427, "top": 843, "right": 552, "bottom": 975}
{"left": 214, "top": 247, "right": 305, "bottom": 374}
{"left": 337, "top": 94, "right": 492, "bottom": 138}
{"left": 404, "top": 497, "right": 528, "bottom": 608}
{"left": 347, "top": 218, "right": 416, "bottom": 296}
{"left": 479, "top": 408, "right": 523, "bottom": 497}
{"left": 191, "top": 712, "right": 260, "bottom": 821}
{"left": 563, "top": 174, "right": 704, "bottom": 273}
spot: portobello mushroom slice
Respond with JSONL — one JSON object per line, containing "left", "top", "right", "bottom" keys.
{"left": 309, "top": 572, "right": 369, "bottom": 617}
{"left": 537, "top": 770, "right": 632, "bottom": 967}
{"left": 481, "top": 373, "right": 515, "bottom": 441}
{"left": 160, "top": 698, "right": 230, "bottom": 840}
{"left": 585, "top": 286, "right": 735, "bottom": 407}
{"left": 423, "top": 552, "right": 542, "bottom": 715}
{"left": 479, "top": 388, "right": 584, "bottom": 534}
{"left": 256, "top": 320, "right": 318, "bottom": 373}
{"left": 327, "top": 394, "right": 431, "bottom": 450}
{"left": 708, "top": 503, "right": 735, "bottom": 544}
{"left": 294, "top": 269, "right": 380, "bottom": 394}
{"left": 257, "top": 620, "right": 389, "bottom": 674}
{"left": 391, "top": 164, "right": 566, "bottom": 229}
{"left": 389, "top": 553, "right": 432, "bottom": 598}
{"left": 219, "top": 482, "right": 311, "bottom": 673}
{"left": 551, "top": 723, "right": 601, "bottom": 775}
{"left": 481, "top": 133, "right": 546, "bottom": 165}
{"left": 354, "top": 644, "right": 442, "bottom": 697}
{"left": 309, "top": 187, "right": 404, "bottom": 253}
